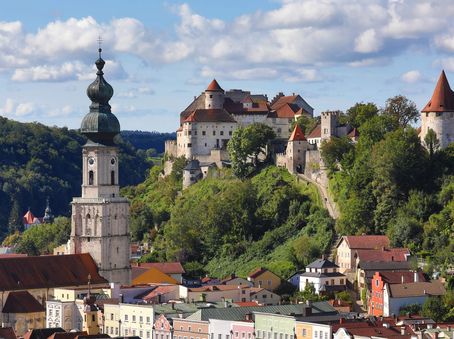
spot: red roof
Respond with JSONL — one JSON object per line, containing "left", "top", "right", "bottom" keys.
{"left": 275, "top": 103, "right": 300, "bottom": 118}
{"left": 289, "top": 124, "right": 307, "bottom": 141}
{"left": 341, "top": 235, "right": 390, "bottom": 250}
{"left": 248, "top": 267, "right": 268, "bottom": 279}
{"left": 355, "top": 248, "right": 410, "bottom": 262}
{"left": 234, "top": 301, "right": 260, "bottom": 307}
{"left": 23, "top": 210, "right": 36, "bottom": 225}
{"left": 307, "top": 124, "right": 321, "bottom": 139}
{"left": 348, "top": 128, "right": 359, "bottom": 138}
{"left": 0, "top": 253, "right": 108, "bottom": 291}
{"left": 137, "top": 262, "right": 186, "bottom": 274}
{"left": 2, "top": 291, "right": 45, "bottom": 313}
{"left": 379, "top": 271, "right": 427, "bottom": 284}
{"left": 271, "top": 95, "right": 299, "bottom": 110}
{"left": 0, "top": 327, "right": 16, "bottom": 339}
{"left": 189, "top": 284, "right": 242, "bottom": 292}
{"left": 184, "top": 109, "right": 236, "bottom": 123}
{"left": 141, "top": 285, "right": 177, "bottom": 302}
{"left": 422, "top": 70, "right": 454, "bottom": 112}
{"left": 206, "top": 79, "right": 224, "bottom": 92}
{"left": 48, "top": 332, "right": 88, "bottom": 339}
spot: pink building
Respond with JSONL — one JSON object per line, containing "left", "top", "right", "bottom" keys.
{"left": 231, "top": 320, "right": 255, "bottom": 339}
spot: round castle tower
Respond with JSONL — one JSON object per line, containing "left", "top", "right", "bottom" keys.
{"left": 420, "top": 70, "right": 454, "bottom": 149}
{"left": 204, "top": 79, "right": 225, "bottom": 109}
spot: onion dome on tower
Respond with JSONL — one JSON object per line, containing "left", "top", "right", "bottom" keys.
{"left": 80, "top": 48, "right": 120, "bottom": 145}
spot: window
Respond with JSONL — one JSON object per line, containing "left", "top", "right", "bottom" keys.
{"left": 147, "top": 332, "right": 150, "bottom": 338}
{"left": 125, "top": 315, "right": 128, "bottom": 322}
{"left": 188, "top": 131, "right": 192, "bottom": 135}
{"left": 219, "top": 335, "right": 222, "bottom": 339}
{"left": 140, "top": 316, "right": 143, "bottom": 323}
{"left": 133, "top": 330, "right": 136, "bottom": 336}
{"left": 340, "top": 279, "right": 344, "bottom": 285}
{"left": 268, "top": 280, "right": 272, "bottom": 286}
{"left": 302, "top": 329, "right": 306, "bottom": 337}
{"left": 111, "top": 170, "right": 115, "bottom": 185}
{"left": 187, "top": 143, "right": 192, "bottom": 148}
{"left": 132, "top": 315, "right": 136, "bottom": 322}
{"left": 188, "top": 326, "right": 191, "bottom": 332}
{"left": 220, "top": 131, "right": 224, "bottom": 136}
{"left": 146, "top": 316, "right": 151, "bottom": 324}
{"left": 110, "top": 313, "right": 114, "bottom": 320}
{"left": 235, "top": 332, "right": 239, "bottom": 338}
{"left": 375, "top": 279, "right": 379, "bottom": 287}
{"left": 140, "top": 331, "right": 143, "bottom": 338}
{"left": 229, "top": 131, "right": 232, "bottom": 136}
{"left": 314, "top": 331, "right": 317, "bottom": 338}
{"left": 89, "top": 170, "right": 94, "bottom": 185}
{"left": 202, "top": 131, "right": 206, "bottom": 136}
{"left": 213, "top": 131, "right": 216, "bottom": 136}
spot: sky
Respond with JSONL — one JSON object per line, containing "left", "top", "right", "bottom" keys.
{"left": 1, "top": 0, "right": 454, "bottom": 132}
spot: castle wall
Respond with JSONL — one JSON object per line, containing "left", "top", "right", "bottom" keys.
{"left": 266, "top": 117, "right": 293, "bottom": 139}
{"left": 420, "top": 111, "right": 454, "bottom": 148}
{"left": 232, "top": 114, "right": 267, "bottom": 127}
{"left": 276, "top": 153, "right": 287, "bottom": 168}
{"left": 165, "top": 140, "right": 177, "bottom": 157}
{"left": 304, "top": 149, "right": 321, "bottom": 180}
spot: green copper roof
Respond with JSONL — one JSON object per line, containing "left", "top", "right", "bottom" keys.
{"left": 80, "top": 48, "right": 120, "bottom": 145}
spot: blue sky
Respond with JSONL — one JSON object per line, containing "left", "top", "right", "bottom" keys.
{"left": 1, "top": 0, "right": 454, "bottom": 132}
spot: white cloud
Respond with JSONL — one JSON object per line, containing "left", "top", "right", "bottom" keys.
{"left": 438, "top": 58, "right": 454, "bottom": 72}
{"left": 355, "top": 29, "right": 382, "bottom": 53}
{"left": 401, "top": 70, "right": 422, "bottom": 83}
{"left": 1, "top": 98, "right": 36, "bottom": 117}
{"left": 118, "top": 86, "right": 155, "bottom": 98}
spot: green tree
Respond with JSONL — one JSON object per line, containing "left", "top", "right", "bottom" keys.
{"left": 320, "top": 137, "right": 354, "bottom": 173}
{"left": 227, "top": 123, "right": 275, "bottom": 179}
{"left": 345, "top": 102, "right": 379, "bottom": 128}
{"left": 290, "top": 115, "right": 318, "bottom": 134}
{"left": 424, "top": 128, "right": 440, "bottom": 157}
{"left": 382, "top": 95, "right": 419, "bottom": 127}
{"left": 422, "top": 296, "right": 447, "bottom": 322}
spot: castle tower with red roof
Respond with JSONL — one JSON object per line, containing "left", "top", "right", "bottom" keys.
{"left": 421, "top": 70, "right": 454, "bottom": 148}
{"left": 286, "top": 124, "right": 308, "bottom": 174}
{"left": 204, "top": 79, "right": 225, "bottom": 109}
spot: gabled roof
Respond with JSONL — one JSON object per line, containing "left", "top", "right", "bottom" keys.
{"left": 339, "top": 235, "right": 390, "bottom": 250}
{"left": 0, "top": 253, "right": 108, "bottom": 291}
{"left": 48, "top": 332, "right": 87, "bottom": 339}
{"left": 188, "top": 284, "right": 242, "bottom": 292}
{"left": 136, "top": 262, "right": 185, "bottom": 274}
{"left": 358, "top": 260, "right": 412, "bottom": 272}
{"left": 378, "top": 271, "right": 427, "bottom": 284}
{"left": 388, "top": 281, "right": 446, "bottom": 298}
{"left": 184, "top": 109, "right": 236, "bottom": 123}
{"left": 23, "top": 328, "right": 65, "bottom": 339}
{"left": 141, "top": 285, "right": 178, "bottom": 302}
{"left": 23, "top": 210, "right": 36, "bottom": 224}
{"left": 2, "top": 291, "right": 45, "bottom": 313}
{"left": 248, "top": 267, "right": 270, "bottom": 279}
{"left": 306, "top": 258, "right": 338, "bottom": 269}
{"left": 354, "top": 248, "right": 410, "bottom": 262}
{"left": 422, "top": 70, "right": 454, "bottom": 112}
{"left": 271, "top": 95, "right": 299, "bottom": 110}
{"left": 347, "top": 128, "right": 359, "bottom": 138}
{"left": 132, "top": 267, "right": 178, "bottom": 285}
{"left": 206, "top": 79, "right": 224, "bottom": 92}
{"left": 240, "top": 94, "right": 268, "bottom": 104}
{"left": 307, "top": 124, "right": 321, "bottom": 139}
{"left": 0, "top": 327, "right": 16, "bottom": 339}
{"left": 289, "top": 124, "right": 307, "bottom": 142}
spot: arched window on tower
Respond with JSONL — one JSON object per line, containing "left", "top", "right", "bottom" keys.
{"left": 89, "top": 171, "right": 94, "bottom": 185}
{"left": 111, "top": 171, "right": 115, "bottom": 185}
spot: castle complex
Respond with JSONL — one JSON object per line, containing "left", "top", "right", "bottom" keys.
{"left": 68, "top": 49, "right": 131, "bottom": 285}
{"left": 420, "top": 70, "right": 454, "bottom": 148}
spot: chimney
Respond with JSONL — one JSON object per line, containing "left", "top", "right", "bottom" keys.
{"left": 400, "top": 327, "right": 405, "bottom": 335}
{"left": 401, "top": 275, "right": 404, "bottom": 284}
{"left": 245, "top": 313, "right": 252, "bottom": 321}
{"left": 339, "top": 318, "right": 344, "bottom": 324}
{"left": 171, "top": 302, "right": 175, "bottom": 310}
{"left": 414, "top": 271, "right": 419, "bottom": 282}
{"left": 119, "top": 293, "right": 124, "bottom": 303}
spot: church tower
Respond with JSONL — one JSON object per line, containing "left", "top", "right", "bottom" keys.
{"left": 69, "top": 48, "right": 131, "bottom": 285}
{"left": 421, "top": 70, "right": 454, "bottom": 149}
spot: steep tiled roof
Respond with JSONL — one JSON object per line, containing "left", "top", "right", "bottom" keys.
{"left": 142, "top": 285, "right": 178, "bottom": 302}
{"left": 307, "top": 124, "right": 321, "bottom": 139}
{"left": 347, "top": 128, "right": 359, "bottom": 138}
{"left": 2, "top": 291, "right": 45, "bottom": 313}
{"left": 341, "top": 235, "right": 390, "bottom": 250}
{"left": 358, "top": 261, "right": 411, "bottom": 271}
{"left": 248, "top": 267, "right": 268, "bottom": 279}
{"left": 23, "top": 328, "right": 65, "bottom": 339}
{"left": 48, "top": 332, "right": 87, "bottom": 339}
{"left": 23, "top": 210, "right": 36, "bottom": 224}
{"left": 184, "top": 109, "right": 236, "bottom": 123}
{"left": 0, "top": 253, "right": 108, "bottom": 291}
{"left": 271, "top": 95, "right": 299, "bottom": 110}
{"left": 354, "top": 248, "right": 410, "bottom": 262}
{"left": 306, "top": 258, "right": 338, "bottom": 269}
{"left": 379, "top": 271, "right": 427, "bottom": 284}
{"left": 422, "top": 70, "right": 454, "bottom": 112}
{"left": 206, "top": 79, "right": 224, "bottom": 92}
{"left": 0, "top": 327, "right": 16, "bottom": 339}
{"left": 389, "top": 281, "right": 446, "bottom": 298}
{"left": 132, "top": 267, "right": 178, "bottom": 285}
{"left": 289, "top": 124, "right": 307, "bottom": 142}
{"left": 136, "top": 262, "right": 185, "bottom": 274}
{"left": 274, "top": 103, "right": 300, "bottom": 118}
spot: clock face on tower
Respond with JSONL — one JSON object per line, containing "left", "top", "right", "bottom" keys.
{"left": 88, "top": 157, "right": 95, "bottom": 166}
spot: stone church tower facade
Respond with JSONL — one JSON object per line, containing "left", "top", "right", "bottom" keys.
{"left": 69, "top": 49, "right": 131, "bottom": 285}
{"left": 421, "top": 70, "right": 454, "bottom": 149}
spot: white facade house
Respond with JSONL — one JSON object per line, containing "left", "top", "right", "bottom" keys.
{"left": 209, "top": 319, "right": 233, "bottom": 339}
{"left": 298, "top": 258, "right": 346, "bottom": 294}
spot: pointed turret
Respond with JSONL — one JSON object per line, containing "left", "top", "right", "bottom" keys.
{"left": 289, "top": 124, "right": 307, "bottom": 141}
{"left": 422, "top": 70, "right": 454, "bottom": 112}
{"left": 206, "top": 79, "right": 224, "bottom": 92}
{"left": 42, "top": 198, "right": 54, "bottom": 223}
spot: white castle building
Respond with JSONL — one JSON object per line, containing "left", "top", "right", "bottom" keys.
{"left": 420, "top": 70, "right": 454, "bottom": 148}
{"left": 165, "top": 79, "right": 314, "bottom": 166}
{"left": 68, "top": 49, "right": 131, "bottom": 286}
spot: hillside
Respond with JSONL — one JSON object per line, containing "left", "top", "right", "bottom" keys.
{"left": 0, "top": 116, "right": 153, "bottom": 239}
{"left": 121, "top": 130, "right": 176, "bottom": 153}
{"left": 123, "top": 164, "right": 333, "bottom": 279}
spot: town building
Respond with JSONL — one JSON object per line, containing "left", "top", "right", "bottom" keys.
{"left": 356, "top": 261, "right": 412, "bottom": 292}
{"left": 22, "top": 199, "right": 54, "bottom": 229}
{"left": 420, "top": 70, "right": 454, "bottom": 149}
{"left": 247, "top": 268, "right": 282, "bottom": 291}
{"left": 132, "top": 262, "right": 185, "bottom": 284}
{"left": 68, "top": 49, "right": 131, "bottom": 286}
{"left": 297, "top": 258, "right": 347, "bottom": 295}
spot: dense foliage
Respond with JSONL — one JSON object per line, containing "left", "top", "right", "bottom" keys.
{"left": 121, "top": 130, "right": 176, "bottom": 153}
{"left": 0, "top": 116, "right": 153, "bottom": 239}
{"left": 321, "top": 96, "right": 454, "bottom": 270}
{"left": 125, "top": 165, "right": 334, "bottom": 278}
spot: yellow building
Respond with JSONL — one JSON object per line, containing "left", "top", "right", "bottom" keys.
{"left": 2, "top": 291, "right": 46, "bottom": 336}
{"left": 132, "top": 267, "right": 178, "bottom": 285}
{"left": 295, "top": 321, "right": 331, "bottom": 339}
{"left": 247, "top": 267, "right": 282, "bottom": 291}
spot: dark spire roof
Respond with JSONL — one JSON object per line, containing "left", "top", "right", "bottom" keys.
{"left": 80, "top": 48, "right": 120, "bottom": 145}
{"left": 422, "top": 70, "right": 454, "bottom": 113}
{"left": 43, "top": 197, "right": 53, "bottom": 223}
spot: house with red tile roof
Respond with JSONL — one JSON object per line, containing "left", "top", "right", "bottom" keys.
{"left": 247, "top": 267, "right": 282, "bottom": 291}
{"left": 420, "top": 70, "right": 454, "bottom": 148}
{"left": 134, "top": 262, "right": 185, "bottom": 283}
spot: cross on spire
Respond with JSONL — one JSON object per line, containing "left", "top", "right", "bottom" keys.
{"left": 97, "top": 35, "right": 103, "bottom": 57}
